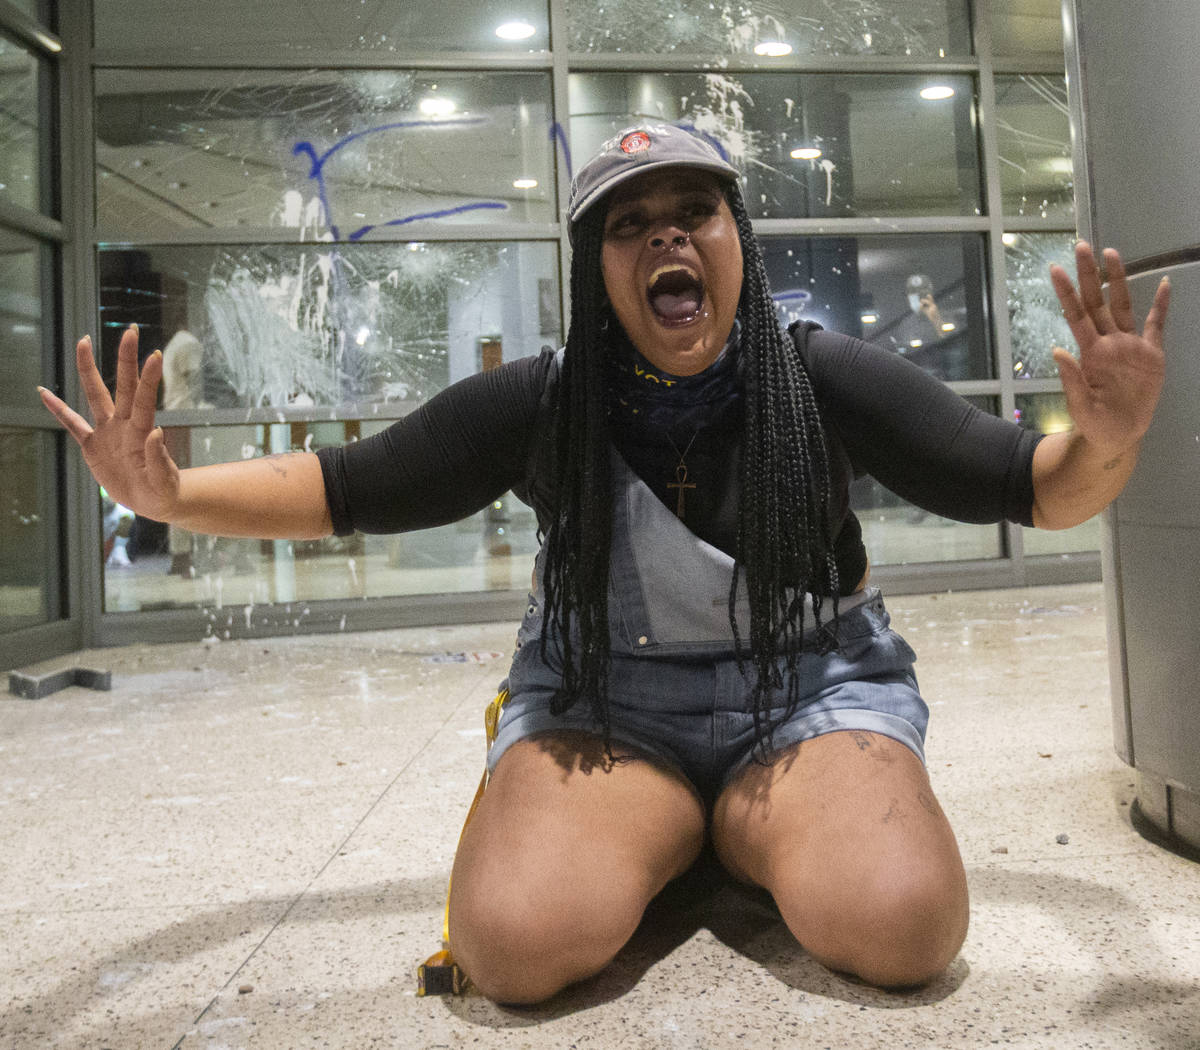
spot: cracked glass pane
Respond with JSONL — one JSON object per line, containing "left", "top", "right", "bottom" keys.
{"left": 95, "top": 70, "right": 556, "bottom": 236}
{"left": 566, "top": 0, "right": 971, "bottom": 56}
{"left": 97, "top": 242, "right": 562, "bottom": 409}
{"left": 995, "top": 75, "right": 1073, "bottom": 224}
{"left": 761, "top": 232, "right": 992, "bottom": 381}
{"left": 569, "top": 72, "right": 981, "bottom": 218}
{"left": 0, "top": 34, "right": 41, "bottom": 214}
{"left": 1005, "top": 231, "right": 1074, "bottom": 379}
{"left": 991, "top": 0, "right": 1065, "bottom": 59}
{"left": 94, "top": 0, "right": 549, "bottom": 53}
{"left": 101, "top": 423, "right": 540, "bottom": 613}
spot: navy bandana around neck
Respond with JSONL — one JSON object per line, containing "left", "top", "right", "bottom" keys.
{"left": 605, "top": 320, "right": 743, "bottom": 436}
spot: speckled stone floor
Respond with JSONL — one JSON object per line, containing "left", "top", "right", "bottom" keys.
{"left": 2, "top": 582, "right": 1198, "bottom": 1049}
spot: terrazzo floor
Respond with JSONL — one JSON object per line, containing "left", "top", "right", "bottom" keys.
{"left": 2, "top": 582, "right": 1198, "bottom": 1049}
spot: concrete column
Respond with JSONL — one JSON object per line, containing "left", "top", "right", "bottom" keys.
{"left": 1065, "top": 0, "right": 1200, "bottom": 854}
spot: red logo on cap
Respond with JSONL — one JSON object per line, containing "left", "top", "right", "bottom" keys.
{"left": 620, "top": 131, "right": 652, "bottom": 155}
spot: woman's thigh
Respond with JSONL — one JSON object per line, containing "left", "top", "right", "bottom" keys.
{"left": 448, "top": 730, "right": 706, "bottom": 1004}
{"left": 711, "top": 729, "right": 969, "bottom": 988}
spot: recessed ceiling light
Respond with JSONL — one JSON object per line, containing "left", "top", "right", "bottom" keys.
{"left": 754, "top": 41, "right": 792, "bottom": 57}
{"left": 496, "top": 20, "right": 537, "bottom": 40}
{"left": 941, "top": 322, "right": 957, "bottom": 332}
{"left": 512, "top": 178, "right": 539, "bottom": 189}
{"left": 910, "top": 339, "right": 924, "bottom": 349}
{"left": 790, "top": 147, "right": 823, "bottom": 160}
{"left": 860, "top": 313, "right": 878, "bottom": 325}
{"left": 1002, "top": 233, "right": 1019, "bottom": 247}
{"left": 419, "top": 96, "right": 456, "bottom": 117}
{"left": 920, "top": 85, "right": 956, "bottom": 100}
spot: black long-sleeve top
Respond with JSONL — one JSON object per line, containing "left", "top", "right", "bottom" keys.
{"left": 316, "top": 328, "right": 1043, "bottom": 594}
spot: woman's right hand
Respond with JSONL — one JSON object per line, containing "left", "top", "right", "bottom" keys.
{"left": 39, "top": 325, "right": 182, "bottom": 523}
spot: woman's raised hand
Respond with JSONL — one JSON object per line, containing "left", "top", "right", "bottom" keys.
{"left": 1048, "top": 242, "right": 1170, "bottom": 459}
{"left": 39, "top": 325, "right": 182, "bottom": 522}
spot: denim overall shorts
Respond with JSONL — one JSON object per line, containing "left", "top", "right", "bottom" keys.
{"left": 489, "top": 453, "right": 928, "bottom": 803}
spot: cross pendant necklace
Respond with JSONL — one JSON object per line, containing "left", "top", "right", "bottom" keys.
{"left": 666, "top": 431, "right": 700, "bottom": 520}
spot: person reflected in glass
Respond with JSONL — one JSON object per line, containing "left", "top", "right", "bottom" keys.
{"left": 40, "top": 125, "right": 1170, "bottom": 1005}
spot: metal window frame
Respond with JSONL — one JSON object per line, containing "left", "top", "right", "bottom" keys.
{"left": 12, "top": 0, "right": 1091, "bottom": 660}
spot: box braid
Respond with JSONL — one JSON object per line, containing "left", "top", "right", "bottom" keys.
{"left": 541, "top": 182, "right": 840, "bottom": 760}
{"left": 540, "top": 202, "right": 614, "bottom": 746}
{"left": 724, "top": 182, "right": 841, "bottom": 758}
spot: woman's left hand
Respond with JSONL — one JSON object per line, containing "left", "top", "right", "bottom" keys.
{"left": 1048, "top": 241, "right": 1169, "bottom": 460}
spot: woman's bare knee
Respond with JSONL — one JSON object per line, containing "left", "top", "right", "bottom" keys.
{"left": 444, "top": 734, "right": 705, "bottom": 1004}
{"left": 775, "top": 864, "right": 969, "bottom": 988}
{"left": 448, "top": 878, "right": 647, "bottom": 1004}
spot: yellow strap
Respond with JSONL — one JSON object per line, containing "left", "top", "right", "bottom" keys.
{"left": 420, "top": 687, "right": 510, "bottom": 992}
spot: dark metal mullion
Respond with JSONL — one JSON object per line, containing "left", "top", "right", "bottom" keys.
{"left": 62, "top": 0, "right": 102, "bottom": 645}
{"left": 974, "top": 0, "right": 1026, "bottom": 574}
{"left": 565, "top": 52, "right": 980, "bottom": 75}
{"left": 94, "top": 224, "right": 562, "bottom": 248}
{"left": 90, "top": 49, "right": 555, "bottom": 72}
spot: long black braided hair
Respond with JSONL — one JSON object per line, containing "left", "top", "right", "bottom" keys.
{"left": 540, "top": 177, "right": 840, "bottom": 759}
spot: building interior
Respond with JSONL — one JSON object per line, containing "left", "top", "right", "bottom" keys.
{"left": 1, "top": 1, "right": 1197, "bottom": 1046}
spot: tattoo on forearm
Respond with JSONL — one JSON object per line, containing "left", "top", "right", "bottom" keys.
{"left": 260, "top": 452, "right": 291, "bottom": 477}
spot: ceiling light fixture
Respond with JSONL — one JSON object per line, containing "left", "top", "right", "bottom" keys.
{"left": 495, "top": 21, "right": 537, "bottom": 40}
{"left": 754, "top": 41, "right": 792, "bottom": 57}
{"left": 419, "top": 96, "right": 456, "bottom": 117}
{"left": 512, "top": 178, "right": 539, "bottom": 189}
{"left": 790, "top": 147, "right": 823, "bottom": 160}
{"left": 920, "top": 85, "right": 956, "bottom": 100}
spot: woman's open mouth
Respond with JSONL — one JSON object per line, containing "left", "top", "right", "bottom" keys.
{"left": 647, "top": 264, "right": 705, "bottom": 326}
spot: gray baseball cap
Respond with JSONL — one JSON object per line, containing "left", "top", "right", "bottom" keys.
{"left": 567, "top": 123, "right": 739, "bottom": 231}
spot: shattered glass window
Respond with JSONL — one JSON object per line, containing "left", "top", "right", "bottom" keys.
{"left": 0, "top": 34, "right": 41, "bottom": 214}
{"left": 97, "top": 242, "right": 562, "bottom": 409}
{"left": 95, "top": 70, "right": 556, "bottom": 236}
{"left": 990, "top": 0, "right": 1065, "bottom": 59}
{"left": 569, "top": 72, "right": 980, "bottom": 218}
{"left": 851, "top": 397, "right": 1004, "bottom": 565}
{"left": 101, "top": 423, "right": 540, "bottom": 614}
{"left": 566, "top": 0, "right": 971, "bottom": 57}
{"left": 94, "top": 0, "right": 549, "bottom": 54}
{"left": 1005, "top": 231, "right": 1074, "bottom": 379}
{"left": 0, "top": 229, "right": 44, "bottom": 409}
{"left": 760, "top": 233, "right": 993, "bottom": 381}
{"left": 995, "top": 75, "right": 1073, "bottom": 223}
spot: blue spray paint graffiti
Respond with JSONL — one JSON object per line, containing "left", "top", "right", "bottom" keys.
{"left": 293, "top": 116, "right": 512, "bottom": 242}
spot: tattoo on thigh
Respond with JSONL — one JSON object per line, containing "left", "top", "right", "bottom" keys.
{"left": 850, "top": 731, "right": 874, "bottom": 751}
{"left": 917, "top": 789, "right": 941, "bottom": 817}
